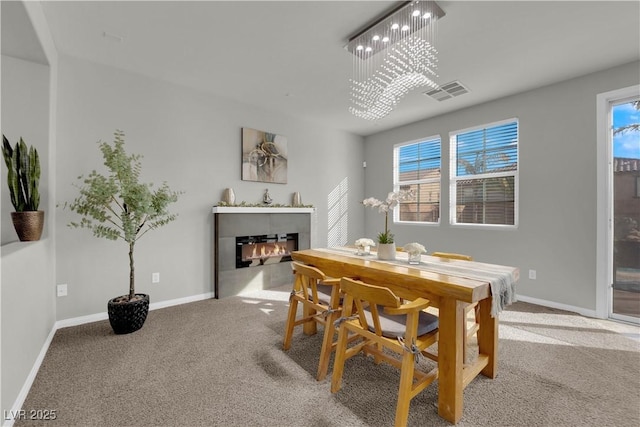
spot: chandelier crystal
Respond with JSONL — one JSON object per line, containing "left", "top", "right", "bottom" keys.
{"left": 347, "top": 1, "right": 445, "bottom": 120}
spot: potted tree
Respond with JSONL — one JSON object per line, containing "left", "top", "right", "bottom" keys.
{"left": 67, "top": 130, "right": 180, "bottom": 334}
{"left": 2, "top": 135, "right": 44, "bottom": 241}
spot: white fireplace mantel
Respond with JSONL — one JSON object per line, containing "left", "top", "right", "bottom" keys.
{"left": 212, "top": 206, "right": 315, "bottom": 214}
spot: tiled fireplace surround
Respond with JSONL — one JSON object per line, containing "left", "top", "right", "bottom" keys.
{"left": 212, "top": 207, "right": 316, "bottom": 298}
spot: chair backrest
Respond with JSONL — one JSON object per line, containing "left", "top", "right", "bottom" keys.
{"left": 291, "top": 261, "right": 326, "bottom": 280}
{"left": 340, "top": 277, "right": 400, "bottom": 307}
{"left": 340, "top": 277, "right": 401, "bottom": 335}
{"left": 431, "top": 251, "right": 473, "bottom": 261}
{"left": 291, "top": 261, "right": 327, "bottom": 304}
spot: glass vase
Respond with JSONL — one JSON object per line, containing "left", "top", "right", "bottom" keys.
{"left": 408, "top": 252, "right": 421, "bottom": 265}
{"left": 356, "top": 245, "right": 370, "bottom": 256}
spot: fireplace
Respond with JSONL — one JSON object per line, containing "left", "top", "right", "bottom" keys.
{"left": 236, "top": 233, "right": 298, "bottom": 268}
{"left": 213, "top": 207, "right": 314, "bottom": 299}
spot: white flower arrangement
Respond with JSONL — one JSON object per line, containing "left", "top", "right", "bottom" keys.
{"left": 403, "top": 242, "right": 426, "bottom": 255}
{"left": 362, "top": 189, "right": 415, "bottom": 244}
{"left": 355, "top": 238, "right": 376, "bottom": 248}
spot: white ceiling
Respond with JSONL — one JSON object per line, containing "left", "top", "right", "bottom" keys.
{"left": 28, "top": 1, "right": 640, "bottom": 136}
{"left": 1, "top": 1, "right": 48, "bottom": 65}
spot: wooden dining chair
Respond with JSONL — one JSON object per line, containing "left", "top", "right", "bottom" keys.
{"left": 331, "top": 277, "right": 439, "bottom": 427}
{"left": 283, "top": 261, "right": 343, "bottom": 381}
{"left": 431, "top": 251, "right": 478, "bottom": 364}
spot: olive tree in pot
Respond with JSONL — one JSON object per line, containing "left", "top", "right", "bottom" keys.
{"left": 67, "top": 130, "right": 180, "bottom": 334}
{"left": 2, "top": 135, "right": 44, "bottom": 241}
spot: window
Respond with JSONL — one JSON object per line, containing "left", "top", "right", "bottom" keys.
{"left": 393, "top": 137, "right": 441, "bottom": 223}
{"left": 450, "top": 119, "right": 518, "bottom": 226}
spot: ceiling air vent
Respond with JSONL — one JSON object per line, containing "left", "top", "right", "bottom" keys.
{"left": 424, "top": 81, "right": 469, "bottom": 101}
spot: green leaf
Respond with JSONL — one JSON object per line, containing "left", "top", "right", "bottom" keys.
{"left": 377, "top": 230, "right": 394, "bottom": 244}
{"left": 2, "top": 136, "right": 40, "bottom": 211}
{"left": 2, "top": 135, "right": 13, "bottom": 169}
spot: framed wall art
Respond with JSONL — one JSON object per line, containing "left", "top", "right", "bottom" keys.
{"left": 241, "top": 127, "right": 288, "bottom": 184}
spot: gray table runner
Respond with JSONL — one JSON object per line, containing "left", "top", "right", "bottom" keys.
{"left": 316, "top": 247, "right": 518, "bottom": 317}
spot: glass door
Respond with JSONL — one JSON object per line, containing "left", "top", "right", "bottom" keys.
{"left": 611, "top": 98, "right": 640, "bottom": 322}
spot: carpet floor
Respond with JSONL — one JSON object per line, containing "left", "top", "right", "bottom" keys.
{"left": 14, "top": 286, "right": 640, "bottom": 427}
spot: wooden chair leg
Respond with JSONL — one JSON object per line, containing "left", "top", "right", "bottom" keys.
{"left": 283, "top": 298, "right": 298, "bottom": 350}
{"left": 395, "top": 351, "right": 416, "bottom": 427}
{"left": 373, "top": 342, "right": 384, "bottom": 364}
{"left": 330, "top": 325, "right": 350, "bottom": 393}
{"left": 316, "top": 311, "right": 338, "bottom": 381}
{"left": 303, "top": 303, "right": 317, "bottom": 335}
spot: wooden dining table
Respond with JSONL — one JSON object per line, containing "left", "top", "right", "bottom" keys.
{"left": 291, "top": 247, "right": 519, "bottom": 424}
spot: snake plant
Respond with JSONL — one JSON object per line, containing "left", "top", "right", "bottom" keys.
{"left": 2, "top": 135, "right": 40, "bottom": 212}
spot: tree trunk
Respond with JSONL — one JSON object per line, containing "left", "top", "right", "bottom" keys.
{"left": 129, "top": 241, "right": 135, "bottom": 300}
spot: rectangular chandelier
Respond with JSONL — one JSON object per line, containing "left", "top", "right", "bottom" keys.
{"left": 347, "top": 1, "right": 445, "bottom": 121}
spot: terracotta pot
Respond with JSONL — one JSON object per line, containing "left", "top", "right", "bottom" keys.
{"left": 11, "top": 210, "right": 44, "bottom": 241}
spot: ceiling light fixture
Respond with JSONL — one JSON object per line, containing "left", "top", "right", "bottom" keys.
{"left": 346, "top": 1, "right": 445, "bottom": 120}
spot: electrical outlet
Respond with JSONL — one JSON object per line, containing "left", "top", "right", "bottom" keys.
{"left": 529, "top": 269, "right": 536, "bottom": 280}
{"left": 57, "top": 284, "right": 68, "bottom": 297}
{"left": 152, "top": 272, "right": 160, "bottom": 283}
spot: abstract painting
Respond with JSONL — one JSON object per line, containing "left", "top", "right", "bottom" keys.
{"left": 242, "top": 128, "right": 288, "bottom": 184}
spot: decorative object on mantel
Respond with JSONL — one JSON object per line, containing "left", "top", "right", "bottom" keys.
{"left": 292, "top": 191, "right": 302, "bottom": 207}
{"left": 346, "top": 0, "right": 445, "bottom": 120}
{"left": 2, "top": 135, "right": 44, "bottom": 241}
{"left": 263, "top": 188, "right": 273, "bottom": 205}
{"left": 242, "top": 127, "right": 287, "bottom": 184}
{"left": 363, "top": 189, "right": 415, "bottom": 260}
{"left": 221, "top": 188, "right": 236, "bottom": 205}
{"left": 66, "top": 130, "right": 181, "bottom": 334}
{"left": 214, "top": 202, "right": 314, "bottom": 209}
{"left": 404, "top": 242, "right": 426, "bottom": 264}
{"left": 355, "top": 238, "right": 375, "bottom": 256}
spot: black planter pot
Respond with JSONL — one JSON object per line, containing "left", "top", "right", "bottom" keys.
{"left": 107, "top": 294, "right": 150, "bottom": 334}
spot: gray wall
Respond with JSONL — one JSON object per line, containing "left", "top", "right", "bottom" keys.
{"left": 1, "top": 2, "right": 57, "bottom": 418}
{"left": 363, "top": 60, "right": 640, "bottom": 313}
{"left": 54, "top": 55, "right": 365, "bottom": 320}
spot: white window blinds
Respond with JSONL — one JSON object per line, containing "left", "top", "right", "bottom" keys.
{"left": 394, "top": 137, "right": 441, "bottom": 223}
{"left": 450, "top": 119, "right": 518, "bottom": 226}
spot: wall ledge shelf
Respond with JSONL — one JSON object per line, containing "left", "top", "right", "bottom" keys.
{"left": 1, "top": 238, "right": 49, "bottom": 258}
{"left": 212, "top": 206, "right": 315, "bottom": 214}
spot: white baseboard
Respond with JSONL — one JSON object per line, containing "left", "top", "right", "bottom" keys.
{"left": 148, "top": 292, "right": 215, "bottom": 311}
{"left": 55, "top": 311, "right": 109, "bottom": 329}
{"left": 515, "top": 294, "right": 598, "bottom": 318}
{"left": 55, "top": 292, "right": 215, "bottom": 329}
{"left": 4, "top": 292, "right": 215, "bottom": 427}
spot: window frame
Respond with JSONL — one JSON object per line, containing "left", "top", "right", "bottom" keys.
{"left": 449, "top": 118, "right": 519, "bottom": 229}
{"left": 393, "top": 135, "right": 442, "bottom": 226}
